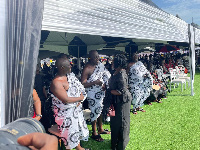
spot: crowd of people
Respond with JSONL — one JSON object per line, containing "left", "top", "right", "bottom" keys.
{"left": 30, "top": 50, "right": 189, "bottom": 150}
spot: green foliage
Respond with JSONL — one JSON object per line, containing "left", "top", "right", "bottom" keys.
{"left": 80, "top": 73, "right": 200, "bottom": 150}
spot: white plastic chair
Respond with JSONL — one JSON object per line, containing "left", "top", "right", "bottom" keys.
{"left": 155, "top": 69, "right": 163, "bottom": 80}
{"left": 169, "top": 69, "right": 186, "bottom": 92}
{"left": 175, "top": 66, "right": 190, "bottom": 87}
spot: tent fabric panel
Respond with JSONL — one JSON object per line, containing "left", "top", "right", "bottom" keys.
{"left": 0, "top": 0, "right": 6, "bottom": 127}
{"left": 87, "top": 44, "right": 107, "bottom": 53}
{"left": 40, "top": 45, "right": 69, "bottom": 54}
{"left": 41, "top": 31, "right": 70, "bottom": 46}
{"left": 42, "top": 0, "right": 189, "bottom": 43}
{"left": 195, "top": 28, "right": 200, "bottom": 44}
{"left": 76, "top": 34, "right": 105, "bottom": 46}
{"left": 5, "top": 0, "right": 44, "bottom": 124}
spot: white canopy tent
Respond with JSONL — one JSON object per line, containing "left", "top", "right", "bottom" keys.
{"left": 1, "top": 0, "right": 200, "bottom": 126}
{"left": 42, "top": 0, "right": 189, "bottom": 42}
{"left": 41, "top": 0, "right": 200, "bottom": 96}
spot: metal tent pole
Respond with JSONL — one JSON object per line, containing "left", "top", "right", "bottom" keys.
{"left": 188, "top": 24, "right": 195, "bottom": 96}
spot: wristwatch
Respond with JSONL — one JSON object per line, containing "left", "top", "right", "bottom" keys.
{"left": 36, "top": 114, "right": 42, "bottom": 118}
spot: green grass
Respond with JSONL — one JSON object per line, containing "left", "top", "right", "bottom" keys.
{"left": 81, "top": 72, "right": 200, "bottom": 150}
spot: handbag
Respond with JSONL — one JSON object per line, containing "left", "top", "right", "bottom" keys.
{"left": 107, "top": 105, "right": 115, "bottom": 117}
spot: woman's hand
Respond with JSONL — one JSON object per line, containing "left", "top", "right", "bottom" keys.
{"left": 94, "top": 79, "right": 103, "bottom": 86}
{"left": 33, "top": 116, "right": 41, "bottom": 121}
{"left": 80, "top": 93, "right": 84, "bottom": 101}
{"left": 102, "top": 84, "right": 106, "bottom": 91}
{"left": 76, "top": 102, "right": 81, "bottom": 107}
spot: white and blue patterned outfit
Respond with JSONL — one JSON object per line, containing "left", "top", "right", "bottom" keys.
{"left": 86, "top": 62, "right": 111, "bottom": 122}
{"left": 129, "top": 61, "right": 153, "bottom": 109}
{"left": 51, "top": 73, "right": 89, "bottom": 149}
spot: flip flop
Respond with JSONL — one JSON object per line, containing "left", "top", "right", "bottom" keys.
{"left": 154, "top": 99, "right": 162, "bottom": 103}
{"left": 132, "top": 110, "right": 137, "bottom": 114}
{"left": 91, "top": 135, "right": 104, "bottom": 142}
{"left": 138, "top": 108, "right": 146, "bottom": 112}
{"left": 99, "top": 129, "right": 111, "bottom": 134}
{"left": 155, "top": 100, "right": 162, "bottom": 103}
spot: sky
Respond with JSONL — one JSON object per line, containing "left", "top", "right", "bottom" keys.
{"left": 151, "top": 0, "right": 200, "bottom": 25}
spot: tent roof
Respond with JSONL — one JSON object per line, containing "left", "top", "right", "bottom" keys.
{"left": 140, "top": 0, "right": 160, "bottom": 9}
{"left": 42, "top": 0, "right": 195, "bottom": 43}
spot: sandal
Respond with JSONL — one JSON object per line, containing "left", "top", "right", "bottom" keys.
{"left": 132, "top": 110, "right": 137, "bottom": 114}
{"left": 137, "top": 108, "right": 146, "bottom": 112}
{"left": 98, "top": 129, "right": 111, "bottom": 134}
{"left": 91, "top": 134, "right": 104, "bottom": 142}
{"left": 156, "top": 100, "right": 162, "bottom": 103}
{"left": 154, "top": 99, "right": 162, "bottom": 103}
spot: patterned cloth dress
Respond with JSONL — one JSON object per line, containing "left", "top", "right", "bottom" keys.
{"left": 129, "top": 61, "right": 153, "bottom": 109}
{"left": 51, "top": 73, "right": 89, "bottom": 149}
{"left": 86, "top": 62, "right": 111, "bottom": 122}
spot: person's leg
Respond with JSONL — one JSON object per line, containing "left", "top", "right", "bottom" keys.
{"left": 132, "top": 104, "right": 137, "bottom": 114}
{"left": 116, "top": 128, "right": 124, "bottom": 150}
{"left": 97, "top": 114, "right": 111, "bottom": 134}
{"left": 116, "top": 120, "right": 130, "bottom": 150}
{"left": 76, "top": 142, "right": 89, "bottom": 150}
{"left": 136, "top": 89, "right": 147, "bottom": 112}
{"left": 97, "top": 114, "right": 103, "bottom": 132}
{"left": 91, "top": 120, "right": 104, "bottom": 142}
{"left": 117, "top": 101, "right": 131, "bottom": 150}
{"left": 110, "top": 117, "right": 119, "bottom": 150}
{"left": 132, "top": 99, "right": 137, "bottom": 114}
{"left": 92, "top": 120, "right": 98, "bottom": 136}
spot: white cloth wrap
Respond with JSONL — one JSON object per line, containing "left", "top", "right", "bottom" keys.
{"left": 52, "top": 73, "right": 89, "bottom": 149}
{"left": 86, "top": 62, "right": 111, "bottom": 122}
{"left": 129, "top": 61, "right": 153, "bottom": 109}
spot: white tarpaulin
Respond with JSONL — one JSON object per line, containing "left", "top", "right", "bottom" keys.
{"left": 195, "top": 28, "right": 200, "bottom": 44}
{"left": 42, "top": 0, "right": 189, "bottom": 43}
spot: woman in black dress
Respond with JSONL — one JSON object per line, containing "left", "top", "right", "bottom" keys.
{"left": 109, "top": 54, "right": 132, "bottom": 150}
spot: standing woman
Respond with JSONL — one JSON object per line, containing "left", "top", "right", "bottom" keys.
{"left": 109, "top": 54, "right": 132, "bottom": 150}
